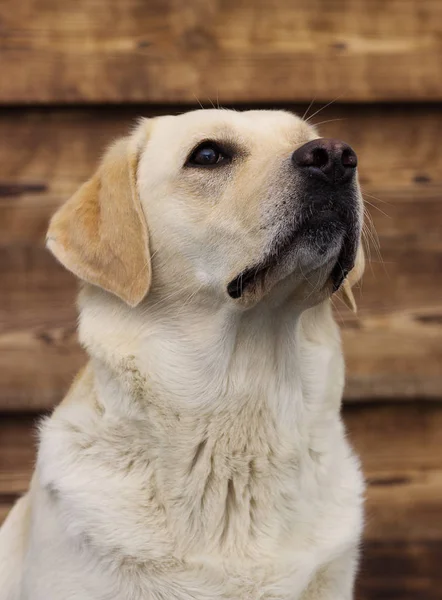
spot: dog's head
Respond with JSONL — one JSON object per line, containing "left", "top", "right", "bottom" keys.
{"left": 47, "top": 109, "right": 364, "bottom": 312}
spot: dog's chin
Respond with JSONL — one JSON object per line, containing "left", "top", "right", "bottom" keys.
{"left": 227, "top": 216, "right": 356, "bottom": 307}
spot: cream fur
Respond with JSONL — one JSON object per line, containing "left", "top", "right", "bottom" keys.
{"left": 0, "top": 109, "right": 365, "bottom": 600}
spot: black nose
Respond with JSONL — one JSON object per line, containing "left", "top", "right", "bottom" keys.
{"left": 292, "top": 138, "right": 357, "bottom": 184}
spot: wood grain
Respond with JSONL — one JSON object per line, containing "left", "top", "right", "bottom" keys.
{"left": 0, "top": 0, "right": 442, "bottom": 103}
{"left": 346, "top": 403, "right": 442, "bottom": 543}
{"left": 0, "top": 415, "right": 36, "bottom": 496}
{"left": 1, "top": 404, "right": 441, "bottom": 597}
{"left": 356, "top": 541, "right": 442, "bottom": 600}
{"left": 0, "top": 105, "right": 441, "bottom": 410}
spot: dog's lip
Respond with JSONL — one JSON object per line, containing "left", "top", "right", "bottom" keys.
{"left": 227, "top": 234, "right": 298, "bottom": 299}
{"left": 330, "top": 241, "right": 356, "bottom": 292}
{"left": 330, "top": 257, "right": 352, "bottom": 292}
{"left": 227, "top": 263, "right": 270, "bottom": 299}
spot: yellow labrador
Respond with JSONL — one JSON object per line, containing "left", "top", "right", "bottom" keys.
{"left": 0, "top": 109, "right": 365, "bottom": 600}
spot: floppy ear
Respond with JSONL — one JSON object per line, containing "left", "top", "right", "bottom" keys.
{"left": 46, "top": 132, "right": 151, "bottom": 307}
{"left": 339, "top": 244, "right": 365, "bottom": 312}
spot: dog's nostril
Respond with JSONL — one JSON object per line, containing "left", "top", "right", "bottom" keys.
{"left": 311, "top": 147, "right": 329, "bottom": 169}
{"left": 341, "top": 148, "right": 357, "bottom": 168}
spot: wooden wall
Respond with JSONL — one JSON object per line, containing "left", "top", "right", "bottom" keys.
{"left": 0, "top": 1, "right": 441, "bottom": 597}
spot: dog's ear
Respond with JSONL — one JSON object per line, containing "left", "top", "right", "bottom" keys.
{"left": 339, "top": 245, "right": 365, "bottom": 312}
{"left": 46, "top": 129, "right": 151, "bottom": 307}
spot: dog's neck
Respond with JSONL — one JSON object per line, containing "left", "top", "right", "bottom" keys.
{"left": 39, "top": 288, "right": 349, "bottom": 560}
{"left": 78, "top": 287, "right": 344, "bottom": 435}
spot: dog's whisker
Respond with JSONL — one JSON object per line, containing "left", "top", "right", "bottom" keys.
{"left": 363, "top": 198, "right": 391, "bottom": 219}
{"left": 362, "top": 213, "right": 388, "bottom": 277}
{"left": 302, "top": 97, "right": 316, "bottom": 122}
{"left": 331, "top": 296, "right": 346, "bottom": 323}
{"left": 193, "top": 94, "right": 205, "bottom": 109}
{"left": 362, "top": 219, "right": 380, "bottom": 254}
{"left": 310, "top": 118, "right": 345, "bottom": 129}
{"left": 360, "top": 189, "right": 391, "bottom": 205}
{"left": 305, "top": 93, "right": 345, "bottom": 123}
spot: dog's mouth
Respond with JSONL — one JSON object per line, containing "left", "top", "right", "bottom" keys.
{"left": 227, "top": 238, "right": 295, "bottom": 300}
{"left": 227, "top": 264, "right": 271, "bottom": 300}
{"left": 227, "top": 215, "right": 357, "bottom": 300}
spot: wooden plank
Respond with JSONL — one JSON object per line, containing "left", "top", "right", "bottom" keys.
{"left": 0, "top": 1, "right": 442, "bottom": 103}
{"left": 0, "top": 105, "right": 441, "bottom": 409}
{"left": 1, "top": 405, "right": 441, "bottom": 598}
{"left": 0, "top": 415, "right": 36, "bottom": 496}
{"left": 356, "top": 541, "right": 442, "bottom": 600}
{"left": 346, "top": 403, "right": 442, "bottom": 543}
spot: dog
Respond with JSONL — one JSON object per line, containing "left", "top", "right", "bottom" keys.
{"left": 0, "top": 109, "right": 365, "bottom": 599}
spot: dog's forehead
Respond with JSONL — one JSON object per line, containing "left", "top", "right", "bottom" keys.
{"left": 149, "top": 109, "right": 314, "bottom": 146}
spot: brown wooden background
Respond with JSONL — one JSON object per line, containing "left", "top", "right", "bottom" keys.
{"left": 0, "top": 1, "right": 441, "bottom": 597}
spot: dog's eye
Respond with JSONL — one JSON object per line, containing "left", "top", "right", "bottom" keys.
{"left": 186, "top": 142, "right": 230, "bottom": 167}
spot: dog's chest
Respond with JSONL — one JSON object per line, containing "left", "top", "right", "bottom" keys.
{"left": 36, "top": 405, "right": 362, "bottom": 599}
